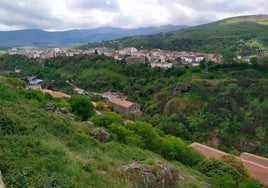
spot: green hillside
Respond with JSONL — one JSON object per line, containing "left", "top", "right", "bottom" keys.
{"left": 0, "top": 78, "right": 210, "bottom": 187}
{"left": 0, "top": 54, "right": 266, "bottom": 187}
{"left": 1, "top": 78, "right": 260, "bottom": 188}
{"left": 87, "top": 15, "right": 268, "bottom": 54}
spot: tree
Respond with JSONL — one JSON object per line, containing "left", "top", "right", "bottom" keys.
{"left": 223, "top": 52, "right": 236, "bottom": 64}
{"left": 69, "top": 95, "right": 94, "bottom": 121}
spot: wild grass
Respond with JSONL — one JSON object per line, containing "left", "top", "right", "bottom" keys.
{"left": 0, "top": 93, "right": 209, "bottom": 187}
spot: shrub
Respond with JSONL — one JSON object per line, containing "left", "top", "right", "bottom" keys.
{"left": 221, "top": 155, "right": 250, "bottom": 178}
{"left": 159, "top": 135, "right": 203, "bottom": 166}
{"left": 238, "top": 178, "right": 261, "bottom": 188}
{"left": 69, "top": 95, "right": 95, "bottom": 121}
{"left": 95, "top": 101, "right": 105, "bottom": 110}
{"left": 90, "top": 112, "right": 124, "bottom": 128}
{"left": 197, "top": 158, "right": 243, "bottom": 186}
{"left": 110, "top": 123, "right": 144, "bottom": 147}
{"left": 125, "top": 121, "right": 160, "bottom": 151}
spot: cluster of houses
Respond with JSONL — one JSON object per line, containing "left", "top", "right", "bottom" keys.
{"left": 8, "top": 47, "right": 223, "bottom": 68}
{"left": 96, "top": 47, "right": 223, "bottom": 68}
{"left": 8, "top": 48, "right": 96, "bottom": 59}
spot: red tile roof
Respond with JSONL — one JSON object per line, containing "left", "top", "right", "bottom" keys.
{"left": 109, "top": 97, "right": 135, "bottom": 108}
{"left": 42, "top": 89, "right": 70, "bottom": 98}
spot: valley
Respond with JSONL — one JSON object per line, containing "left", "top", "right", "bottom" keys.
{"left": 0, "top": 14, "right": 268, "bottom": 188}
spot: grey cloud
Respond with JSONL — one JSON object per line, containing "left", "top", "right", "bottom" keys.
{"left": 0, "top": 0, "right": 267, "bottom": 30}
{"left": 0, "top": 0, "right": 59, "bottom": 30}
{"left": 65, "top": 0, "right": 120, "bottom": 12}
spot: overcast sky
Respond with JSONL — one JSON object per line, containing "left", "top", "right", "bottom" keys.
{"left": 0, "top": 0, "right": 267, "bottom": 31}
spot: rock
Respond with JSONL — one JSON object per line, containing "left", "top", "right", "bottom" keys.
{"left": 118, "top": 161, "right": 179, "bottom": 188}
{"left": 91, "top": 128, "right": 111, "bottom": 142}
{"left": 60, "top": 107, "right": 69, "bottom": 114}
{"left": 0, "top": 171, "right": 5, "bottom": 188}
{"left": 44, "top": 103, "right": 58, "bottom": 112}
{"left": 69, "top": 114, "right": 75, "bottom": 121}
{"left": 82, "top": 121, "right": 94, "bottom": 126}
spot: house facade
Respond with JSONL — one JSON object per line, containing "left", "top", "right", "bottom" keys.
{"left": 109, "top": 97, "right": 140, "bottom": 116}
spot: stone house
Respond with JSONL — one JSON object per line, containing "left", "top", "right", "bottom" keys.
{"left": 109, "top": 97, "right": 140, "bottom": 116}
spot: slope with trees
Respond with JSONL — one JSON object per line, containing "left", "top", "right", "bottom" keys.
{"left": 87, "top": 15, "right": 268, "bottom": 54}
{"left": 1, "top": 54, "right": 267, "bottom": 158}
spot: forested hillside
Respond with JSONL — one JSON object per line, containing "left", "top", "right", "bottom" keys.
{"left": 87, "top": 15, "right": 268, "bottom": 54}
{"left": 0, "top": 54, "right": 267, "bottom": 158}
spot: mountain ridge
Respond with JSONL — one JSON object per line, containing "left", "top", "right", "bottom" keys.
{"left": 86, "top": 14, "right": 268, "bottom": 54}
{"left": 0, "top": 25, "right": 186, "bottom": 48}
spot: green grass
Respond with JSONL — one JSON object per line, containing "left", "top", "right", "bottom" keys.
{"left": 0, "top": 85, "right": 210, "bottom": 187}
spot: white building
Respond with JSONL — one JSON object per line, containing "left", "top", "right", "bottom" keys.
{"left": 118, "top": 47, "right": 137, "bottom": 55}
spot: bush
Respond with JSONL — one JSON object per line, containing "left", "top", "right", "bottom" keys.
{"left": 159, "top": 135, "right": 203, "bottom": 166}
{"left": 110, "top": 124, "right": 144, "bottom": 147}
{"left": 125, "top": 121, "right": 160, "bottom": 151}
{"left": 90, "top": 112, "right": 124, "bottom": 128}
{"left": 221, "top": 155, "right": 250, "bottom": 178}
{"left": 69, "top": 95, "right": 95, "bottom": 121}
{"left": 197, "top": 158, "right": 243, "bottom": 186}
{"left": 238, "top": 178, "right": 261, "bottom": 188}
{"left": 95, "top": 101, "right": 105, "bottom": 110}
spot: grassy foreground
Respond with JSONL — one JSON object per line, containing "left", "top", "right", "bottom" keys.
{"left": 0, "top": 82, "right": 209, "bottom": 187}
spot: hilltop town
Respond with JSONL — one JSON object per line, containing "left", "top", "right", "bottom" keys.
{"left": 7, "top": 47, "right": 227, "bottom": 68}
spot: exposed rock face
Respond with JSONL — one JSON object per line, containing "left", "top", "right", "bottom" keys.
{"left": 118, "top": 161, "right": 179, "bottom": 188}
{"left": 44, "top": 103, "right": 58, "bottom": 112}
{"left": 91, "top": 128, "right": 111, "bottom": 142}
{"left": 0, "top": 171, "right": 5, "bottom": 188}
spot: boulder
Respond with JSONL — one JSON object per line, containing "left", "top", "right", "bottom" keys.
{"left": 0, "top": 171, "right": 5, "bottom": 188}
{"left": 91, "top": 128, "right": 110, "bottom": 142}
{"left": 60, "top": 107, "right": 69, "bottom": 114}
{"left": 44, "top": 103, "right": 58, "bottom": 112}
{"left": 118, "top": 161, "right": 178, "bottom": 188}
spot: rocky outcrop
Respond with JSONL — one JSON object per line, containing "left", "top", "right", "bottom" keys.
{"left": 44, "top": 103, "right": 58, "bottom": 112}
{"left": 0, "top": 171, "right": 5, "bottom": 188}
{"left": 91, "top": 128, "right": 111, "bottom": 142}
{"left": 118, "top": 161, "right": 178, "bottom": 188}
{"left": 60, "top": 107, "right": 69, "bottom": 114}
